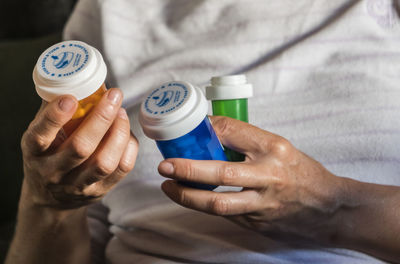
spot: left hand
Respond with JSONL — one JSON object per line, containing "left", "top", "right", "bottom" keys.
{"left": 158, "top": 116, "right": 346, "bottom": 243}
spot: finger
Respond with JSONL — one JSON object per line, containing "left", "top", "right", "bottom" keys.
{"left": 57, "top": 88, "right": 123, "bottom": 169}
{"left": 158, "top": 158, "right": 266, "bottom": 188}
{"left": 48, "top": 133, "right": 138, "bottom": 205}
{"left": 22, "top": 95, "right": 77, "bottom": 155}
{"left": 67, "top": 108, "right": 131, "bottom": 186}
{"left": 209, "top": 116, "right": 279, "bottom": 157}
{"left": 83, "top": 132, "right": 139, "bottom": 196}
{"left": 161, "top": 180, "right": 261, "bottom": 215}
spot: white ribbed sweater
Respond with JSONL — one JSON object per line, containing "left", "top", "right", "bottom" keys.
{"left": 64, "top": 0, "right": 400, "bottom": 263}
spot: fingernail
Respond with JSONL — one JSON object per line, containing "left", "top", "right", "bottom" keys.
{"left": 108, "top": 89, "right": 121, "bottom": 105}
{"left": 159, "top": 161, "right": 174, "bottom": 175}
{"left": 59, "top": 97, "right": 76, "bottom": 112}
{"left": 118, "top": 108, "right": 128, "bottom": 120}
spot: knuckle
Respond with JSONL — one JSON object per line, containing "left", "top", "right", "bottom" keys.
{"left": 82, "top": 174, "right": 101, "bottom": 186}
{"left": 112, "top": 139, "right": 138, "bottom": 176}
{"left": 271, "top": 137, "right": 292, "bottom": 157}
{"left": 113, "top": 117, "right": 130, "bottom": 136}
{"left": 24, "top": 128, "right": 48, "bottom": 153}
{"left": 33, "top": 134, "right": 48, "bottom": 152}
{"left": 119, "top": 143, "right": 138, "bottom": 173}
{"left": 118, "top": 158, "right": 134, "bottom": 174}
{"left": 209, "top": 195, "right": 231, "bottom": 215}
{"left": 83, "top": 183, "right": 105, "bottom": 198}
{"left": 43, "top": 109, "right": 63, "bottom": 129}
{"left": 269, "top": 175, "right": 286, "bottom": 191}
{"left": 116, "top": 126, "right": 130, "bottom": 140}
{"left": 217, "top": 164, "right": 237, "bottom": 186}
{"left": 69, "top": 136, "right": 93, "bottom": 159}
{"left": 94, "top": 106, "right": 115, "bottom": 124}
{"left": 181, "top": 160, "right": 196, "bottom": 182}
{"left": 64, "top": 185, "right": 84, "bottom": 196}
{"left": 93, "top": 158, "right": 116, "bottom": 178}
{"left": 179, "top": 189, "right": 192, "bottom": 207}
{"left": 212, "top": 116, "right": 233, "bottom": 137}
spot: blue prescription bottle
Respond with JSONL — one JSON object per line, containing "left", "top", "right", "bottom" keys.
{"left": 139, "top": 81, "right": 228, "bottom": 190}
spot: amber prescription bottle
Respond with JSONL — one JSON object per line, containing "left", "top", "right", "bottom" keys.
{"left": 33, "top": 40, "right": 107, "bottom": 135}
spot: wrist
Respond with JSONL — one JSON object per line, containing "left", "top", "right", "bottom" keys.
{"left": 328, "top": 177, "right": 394, "bottom": 246}
{"left": 9, "top": 184, "right": 90, "bottom": 264}
{"left": 329, "top": 177, "right": 367, "bottom": 245}
{"left": 327, "top": 178, "right": 400, "bottom": 262}
{"left": 311, "top": 173, "right": 351, "bottom": 245}
{"left": 18, "top": 179, "right": 87, "bottom": 225}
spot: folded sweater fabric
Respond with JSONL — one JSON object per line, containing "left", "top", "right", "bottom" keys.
{"left": 64, "top": 0, "right": 400, "bottom": 263}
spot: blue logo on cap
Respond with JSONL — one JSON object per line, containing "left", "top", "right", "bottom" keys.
{"left": 144, "top": 83, "right": 189, "bottom": 115}
{"left": 51, "top": 52, "right": 75, "bottom": 69}
{"left": 40, "top": 42, "right": 89, "bottom": 78}
{"left": 153, "top": 91, "right": 174, "bottom": 107}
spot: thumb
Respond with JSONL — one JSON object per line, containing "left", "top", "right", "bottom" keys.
{"left": 209, "top": 116, "right": 278, "bottom": 156}
{"left": 22, "top": 95, "right": 78, "bottom": 155}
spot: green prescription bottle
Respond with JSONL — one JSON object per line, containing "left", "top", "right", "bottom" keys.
{"left": 206, "top": 75, "right": 253, "bottom": 161}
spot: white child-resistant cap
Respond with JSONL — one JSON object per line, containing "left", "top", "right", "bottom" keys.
{"left": 205, "top": 74, "right": 253, "bottom": 100}
{"left": 139, "top": 81, "right": 208, "bottom": 141}
{"left": 33, "top": 40, "right": 107, "bottom": 101}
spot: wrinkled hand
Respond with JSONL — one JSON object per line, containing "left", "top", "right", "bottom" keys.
{"left": 21, "top": 89, "right": 138, "bottom": 210}
{"left": 158, "top": 116, "right": 345, "bottom": 243}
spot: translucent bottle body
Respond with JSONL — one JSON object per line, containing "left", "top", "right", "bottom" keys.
{"left": 211, "top": 98, "right": 248, "bottom": 122}
{"left": 63, "top": 83, "right": 107, "bottom": 135}
{"left": 140, "top": 81, "right": 228, "bottom": 190}
{"left": 156, "top": 117, "right": 227, "bottom": 190}
{"left": 211, "top": 98, "right": 248, "bottom": 161}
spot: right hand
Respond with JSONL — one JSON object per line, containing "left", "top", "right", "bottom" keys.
{"left": 20, "top": 88, "right": 138, "bottom": 210}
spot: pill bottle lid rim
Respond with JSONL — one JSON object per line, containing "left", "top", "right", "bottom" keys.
{"left": 33, "top": 40, "right": 107, "bottom": 101}
{"left": 139, "top": 81, "right": 208, "bottom": 141}
{"left": 206, "top": 74, "right": 253, "bottom": 100}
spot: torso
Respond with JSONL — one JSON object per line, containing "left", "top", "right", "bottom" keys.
{"left": 65, "top": 0, "right": 400, "bottom": 262}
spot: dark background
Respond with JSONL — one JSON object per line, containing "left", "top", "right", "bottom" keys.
{"left": 0, "top": 0, "right": 78, "bottom": 261}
